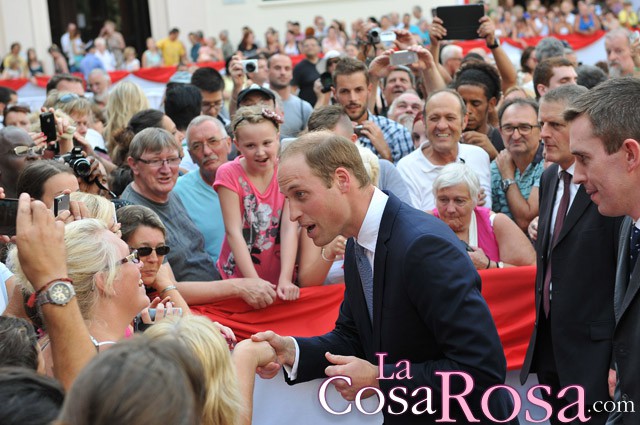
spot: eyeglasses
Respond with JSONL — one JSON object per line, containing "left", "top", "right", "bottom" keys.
{"left": 132, "top": 246, "right": 171, "bottom": 257}
{"left": 190, "top": 138, "right": 226, "bottom": 152}
{"left": 500, "top": 124, "right": 541, "bottom": 136}
{"left": 136, "top": 157, "right": 182, "bottom": 168}
{"left": 202, "top": 100, "right": 223, "bottom": 112}
{"left": 119, "top": 249, "right": 140, "bottom": 265}
{"left": 11, "top": 145, "right": 45, "bottom": 156}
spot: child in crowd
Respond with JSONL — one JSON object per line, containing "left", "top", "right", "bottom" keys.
{"left": 215, "top": 105, "right": 299, "bottom": 300}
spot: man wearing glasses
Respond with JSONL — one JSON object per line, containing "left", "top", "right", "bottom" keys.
{"left": 190, "top": 67, "right": 229, "bottom": 127}
{"left": 0, "top": 126, "right": 43, "bottom": 197}
{"left": 491, "top": 98, "right": 544, "bottom": 233}
{"left": 174, "top": 116, "right": 231, "bottom": 264}
{"left": 121, "top": 127, "right": 218, "bottom": 283}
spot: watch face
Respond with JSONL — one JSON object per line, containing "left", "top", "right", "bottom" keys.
{"left": 50, "top": 282, "right": 72, "bottom": 304}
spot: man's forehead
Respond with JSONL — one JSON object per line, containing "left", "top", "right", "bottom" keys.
{"left": 389, "top": 70, "right": 411, "bottom": 81}
{"left": 189, "top": 121, "right": 222, "bottom": 141}
{"left": 143, "top": 147, "right": 179, "bottom": 156}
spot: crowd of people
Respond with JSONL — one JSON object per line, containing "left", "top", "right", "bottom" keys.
{"left": 0, "top": 1, "right": 640, "bottom": 424}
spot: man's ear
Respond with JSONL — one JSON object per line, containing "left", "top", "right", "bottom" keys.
{"left": 489, "top": 96, "right": 497, "bottom": 109}
{"left": 127, "top": 157, "right": 138, "bottom": 175}
{"left": 334, "top": 166, "right": 352, "bottom": 192}
{"left": 536, "top": 84, "right": 547, "bottom": 98}
{"left": 622, "top": 138, "right": 640, "bottom": 173}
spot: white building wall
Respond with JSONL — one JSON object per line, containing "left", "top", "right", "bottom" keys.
{"left": 0, "top": 0, "right": 53, "bottom": 74}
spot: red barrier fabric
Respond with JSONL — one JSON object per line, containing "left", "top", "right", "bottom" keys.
{"left": 479, "top": 265, "right": 537, "bottom": 370}
{"left": 455, "top": 30, "right": 605, "bottom": 54}
{"left": 190, "top": 283, "right": 346, "bottom": 340}
{"left": 192, "top": 266, "right": 537, "bottom": 371}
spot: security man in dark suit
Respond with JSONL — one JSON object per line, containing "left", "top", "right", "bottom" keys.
{"left": 521, "top": 85, "right": 621, "bottom": 424}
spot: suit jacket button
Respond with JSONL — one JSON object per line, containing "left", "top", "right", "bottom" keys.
{"left": 622, "top": 394, "right": 629, "bottom": 402}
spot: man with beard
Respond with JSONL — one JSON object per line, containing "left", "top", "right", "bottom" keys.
{"left": 605, "top": 28, "right": 636, "bottom": 78}
{"left": 452, "top": 60, "right": 504, "bottom": 160}
{"left": 87, "top": 68, "right": 111, "bottom": 109}
{"left": 267, "top": 54, "right": 312, "bottom": 138}
{"left": 333, "top": 57, "right": 414, "bottom": 163}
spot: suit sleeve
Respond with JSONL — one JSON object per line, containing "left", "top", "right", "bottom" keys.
{"left": 288, "top": 288, "right": 367, "bottom": 384}
{"left": 379, "top": 233, "right": 506, "bottom": 396}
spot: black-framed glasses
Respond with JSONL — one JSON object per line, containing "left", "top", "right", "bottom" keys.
{"left": 135, "top": 157, "right": 182, "bottom": 168}
{"left": 119, "top": 249, "right": 140, "bottom": 265}
{"left": 132, "top": 246, "right": 171, "bottom": 257}
{"left": 500, "top": 124, "right": 541, "bottom": 136}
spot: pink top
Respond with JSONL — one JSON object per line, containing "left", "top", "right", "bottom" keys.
{"left": 434, "top": 206, "right": 501, "bottom": 262}
{"left": 214, "top": 157, "right": 284, "bottom": 285}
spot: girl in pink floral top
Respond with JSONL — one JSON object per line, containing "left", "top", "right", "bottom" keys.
{"left": 214, "top": 106, "right": 300, "bottom": 300}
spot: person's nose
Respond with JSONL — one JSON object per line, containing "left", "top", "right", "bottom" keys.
{"left": 288, "top": 200, "right": 302, "bottom": 222}
{"left": 540, "top": 122, "right": 551, "bottom": 139}
{"left": 573, "top": 162, "right": 587, "bottom": 185}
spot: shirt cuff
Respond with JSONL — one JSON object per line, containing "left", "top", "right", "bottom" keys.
{"left": 282, "top": 336, "right": 300, "bottom": 381}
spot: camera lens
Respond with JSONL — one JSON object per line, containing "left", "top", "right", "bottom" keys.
{"left": 72, "top": 158, "right": 92, "bottom": 177}
{"left": 245, "top": 62, "right": 256, "bottom": 73}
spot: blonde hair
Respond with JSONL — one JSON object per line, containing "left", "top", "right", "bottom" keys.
{"left": 231, "top": 105, "right": 281, "bottom": 142}
{"left": 145, "top": 316, "right": 241, "bottom": 425}
{"left": 104, "top": 81, "right": 149, "bottom": 149}
{"left": 70, "top": 192, "right": 115, "bottom": 225}
{"left": 9, "top": 219, "right": 121, "bottom": 320}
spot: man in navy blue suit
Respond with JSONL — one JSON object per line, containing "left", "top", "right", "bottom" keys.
{"left": 254, "top": 131, "right": 512, "bottom": 424}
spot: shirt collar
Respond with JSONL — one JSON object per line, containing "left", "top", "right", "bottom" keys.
{"left": 356, "top": 187, "right": 388, "bottom": 253}
{"left": 557, "top": 162, "right": 576, "bottom": 177}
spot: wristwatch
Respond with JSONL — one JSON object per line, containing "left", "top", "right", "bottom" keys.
{"left": 37, "top": 280, "right": 76, "bottom": 306}
{"left": 501, "top": 178, "right": 516, "bottom": 192}
{"left": 497, "top": 261, "right": 504, "bottom": 269}
{"left": 487, "top": 38, "right": 500, "bottom": 49}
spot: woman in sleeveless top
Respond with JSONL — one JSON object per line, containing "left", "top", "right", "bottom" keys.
{"left": 431, "top": 163, "right": 535, "bottom": 270}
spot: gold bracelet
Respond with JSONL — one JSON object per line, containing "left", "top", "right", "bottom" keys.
{"left": 159, "top": 285, "right": 177, "bottom": 297}
{"left": 321, "top": 247, "right": 335, "bottom": 262}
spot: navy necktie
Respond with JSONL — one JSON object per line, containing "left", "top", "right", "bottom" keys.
{"left": 629, "top": 225, "right": 640, "bottom": 277}
{"left": 543, "top": 170, "right": 572, "bottom": 317}
{"left": 354, "top": 242, "right": 374, "bottom": 322}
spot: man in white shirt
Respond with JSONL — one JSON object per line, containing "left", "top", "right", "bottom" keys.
{"left": 398, "top": 89, "right": 491, "bottom": 212}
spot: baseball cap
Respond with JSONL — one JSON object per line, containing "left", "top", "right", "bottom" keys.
{"left": 236, "top": 84, "right": 276, "bottom": 107}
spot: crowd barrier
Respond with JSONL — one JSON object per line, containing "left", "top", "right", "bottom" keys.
{"left": 192, "top": 266, "right": 544, "bottom": 424}
{"left": 191, "top": 265, "right": 537, "bottom": 371}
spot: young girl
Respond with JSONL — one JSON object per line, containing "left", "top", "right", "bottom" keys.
{"left": 215, "top": 105, "right": 299, "bottom": 301}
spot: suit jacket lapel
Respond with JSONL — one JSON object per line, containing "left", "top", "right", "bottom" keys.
{"left": 554, "top": 186, "right": 590, "bottom": 248}
{"left": 541, "top": 168, "right": 559, "bottom": 259}
{"left": 372, "top": 192, "right": 400, "bottom": 352}
{"left": 615, "top": 217, "right": 633, "bottom": 322}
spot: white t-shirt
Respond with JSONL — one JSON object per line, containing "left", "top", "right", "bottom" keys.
{"left": 397, "top": 142, "right": 492, "bottom": 212}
